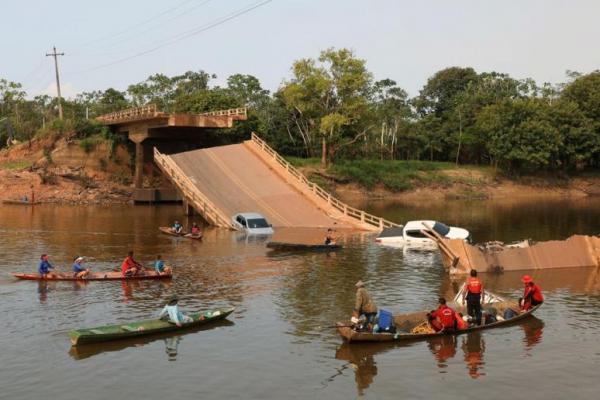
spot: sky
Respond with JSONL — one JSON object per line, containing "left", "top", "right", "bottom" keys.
{"left": 2, "top": 0, "right": 600, "bottom": 99}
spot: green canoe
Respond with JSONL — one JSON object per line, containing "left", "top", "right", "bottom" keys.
{"left": 70, "top": 307, "right": 234, "bottom": 346}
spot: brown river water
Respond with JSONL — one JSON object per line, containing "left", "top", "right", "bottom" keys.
{"left": 0, "top": 197, "right": 599, "bottom": 399}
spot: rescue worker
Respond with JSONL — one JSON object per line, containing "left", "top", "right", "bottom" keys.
{"left": 520, "top": 275, "right": 544, "bottom": 311}
{"left": 351, "top": 281, "right": 378, "bottom": 330}
{"left": 462, "top": 269, "right": 485, "bottom": 325}
{"left": 428, "top": 298, "right": 459, "bottom": 333}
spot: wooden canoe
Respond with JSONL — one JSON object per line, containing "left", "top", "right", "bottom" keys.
{"left": 2, "top": 199, "right": 39, "bottom": 205}
{"left": 159, "top": 227, "right": 202, "bottom": 240}
{"left": 70, "top": 307, "right": 235, "bottom": 345}
{"left": 336, "top": 301, "right": 540, "bottom": 343}
{"left": 12, "top": 270, "right": 172, "bottom": 281}
{"left": 266, "top": 241, "right": 343, "bottom": 251}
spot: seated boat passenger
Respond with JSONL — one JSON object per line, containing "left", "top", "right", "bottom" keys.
{"left": 121, "top": 251, "right": 144, "bottom": 277}
{"left": 159, "top": 295, "right": 193, "bottom": 327}
{"left": 324, "top": 228, "right": 337, "bottom": 245}
{"left": 72, "top": 256, "right": 90, "bottom": 279}
{"left": 520, "top": 275, "right": 544, "bottom": 311}
{"left": 171, "top": 221, "right": 183, "bottom": 234}
{"left": 428, "top": 298, "right": 459, "bottom": 332}
{"left": 351, "top": 280, "right": 378, "bottom": 330}
{"left": 154, "top": 255, "right": 172, "bottom": 275}
{"left": 38, "top": 254, "right": 56, "bottom": 278}
{"left": 190, "top": 222, "right": 201, "bottom": 236}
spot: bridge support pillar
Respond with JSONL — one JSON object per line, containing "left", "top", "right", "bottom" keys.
{"left": 183, "top": 199, "right": 195, "bottom": 216}
{"left": 134, "top": 141, "right": 145, "bottom": 189}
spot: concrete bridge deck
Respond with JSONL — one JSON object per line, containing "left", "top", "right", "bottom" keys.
{"left": 154, "top": 133, "right": 400, "bottom": 231}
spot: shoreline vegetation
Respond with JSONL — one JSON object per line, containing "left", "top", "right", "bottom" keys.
{"left": 1, "top": 47, "right": 599, "bottom": 205}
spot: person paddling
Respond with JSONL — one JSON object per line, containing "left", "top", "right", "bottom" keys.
{"left": 520, "top": 275, "right": 544, "bottom": 311}
{"left": 171, "top": 221, "right": 183, "bottom": 235}
{"left": 462, "top": 269, "right": 485, "bottom": 325}
{"left": 158, "top": 295, "right": 193, "bottom": 327}
{"left": 121, "top": 251, "right": 144, "bottom": 277}
{"left": 190, "top": 222, "right": 201, "bottom": 236}
{"left": 154, "top": 255, "right": 172, "bottom": 275}
{"left": 38, "top": 254, "right": 56, "bottom": 278}
{"left": 72, "top": 256, "right": 90, "bottom": 279}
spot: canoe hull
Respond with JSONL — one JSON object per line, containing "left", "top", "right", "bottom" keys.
{"left": 70, "top": 307, "right": 234, "bottom": 345}
{"left": 266, "top": 241, "right": 342, "bottom": 251}
{"left": 12, "top": 271, "right": 172, "bottom": 281}
{"left": 159, "top": 227, "right": 202, "bottom": 240}
{"left": 337, "top": 303, "right": 540, "bottom": 343}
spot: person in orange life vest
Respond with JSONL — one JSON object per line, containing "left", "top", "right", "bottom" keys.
{"left": 121, "top": 250, "right": 144, "bottom": 277}
{"left": 428, "top": 298, "right": 459, "bottom": 332}
{"left": 462, "top": 269, "right": 485, "bottom": 325}
{"left": 520, "top": 275, "right": 544, "bottom": 311}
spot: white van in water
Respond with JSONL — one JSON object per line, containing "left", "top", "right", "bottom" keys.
{"left": 375, "top": 220, "right": 470, "bottom": 249}
{"left": 231, "top": 212, "right": 274, "bottom": 235}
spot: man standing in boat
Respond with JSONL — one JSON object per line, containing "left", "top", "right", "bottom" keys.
{"left": 462, "top": 269, "right": 485, "bottom": 326}
{"left": 351, "top": 281, "right": 378, "bottom": 330}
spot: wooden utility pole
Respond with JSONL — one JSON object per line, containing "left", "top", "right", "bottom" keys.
{"left": 46, "top": 46, "right": 65, "bottom": 119}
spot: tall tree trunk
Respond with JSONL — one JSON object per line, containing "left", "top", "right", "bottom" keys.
{"left": 321, "top": 136, "right": 327, "bottom": 168}
{"left": 455, "top": 109, "right": 463, "bottom": 165}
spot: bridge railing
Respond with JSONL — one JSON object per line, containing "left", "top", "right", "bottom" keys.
{"left": 249, "top": 132, "right": 401, "bottom": 230}
{"left": 97, "top": 104, "right": 161, "bottom": 123}
{"left": 154, "top": 148, "right": 235, "bottom": 229}
{"left": 199, "top": 108, "right": 247, "bottom": 117}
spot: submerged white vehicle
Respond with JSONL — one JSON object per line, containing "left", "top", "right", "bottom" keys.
{"left": 375, "top": 220, "right": 470, "bottom": 249}
{"left": 232, "top": 212, "right": 274, "bottom": 235}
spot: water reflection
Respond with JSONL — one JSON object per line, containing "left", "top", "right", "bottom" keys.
{"left": 336, "top": 317, "right": 544, "bottom": 394}
{"left": 461, "top": 332, "right": 485, "bottom": 379}
{"left": 164, "top": 336, "right": 181, "bottom": 361}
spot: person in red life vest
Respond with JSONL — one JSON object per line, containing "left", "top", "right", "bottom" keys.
{"left": 428, "top": 298, "right": 459, "bottom": 332}
{"left": 462, "top": 269, "right": 485, "bottom": 326}
{"left": 520, "top": 275, "right": 544, "bottom": 311}
{"left": 121, "top": 250, "right": 144, "bottom": 277}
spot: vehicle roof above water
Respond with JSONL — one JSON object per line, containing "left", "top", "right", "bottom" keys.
{"left": 234, "top": 212, "right": 268, "bottom": 220}
{"left": 403, "top": 220, "right": 451, "bottom": 236}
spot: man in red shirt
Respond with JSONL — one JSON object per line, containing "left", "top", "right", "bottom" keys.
{"left": 121, "top": 250, "right": 144, "bottom": 277}
{"left": 520, "top": 275, "right": 544, "bottom": 311}
{"left": 428, "top": 298, "right": 459, "bottom": 332}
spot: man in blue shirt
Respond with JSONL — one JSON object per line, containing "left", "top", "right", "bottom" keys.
{"left": 72, "top": 256, "right": 90, "bottom": 279}
{"left": 38, "top": 254, "right": 55, "bottom": 278}
{"left": 154, "top": 255, "right": 172, "bottom": 275}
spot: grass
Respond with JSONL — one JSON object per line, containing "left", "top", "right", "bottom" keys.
{"left": 329, "top": 159, "right": 457, "bottom": 191}
{"left": 0, "top": 160, "right": 33, "bottom": 170}
{"left": 286, "top": 156, "right": 321, "bottom": 168}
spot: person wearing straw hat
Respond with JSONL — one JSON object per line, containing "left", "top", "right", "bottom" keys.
{"left": 158, "top": 295, "right": 193, "bottom": 327}
{"left": 351, "top": 280, "right": 378, "bottom": 330}
{"left": 519, "top": 275, "right": 544, "bottom": 311}
{"left": 72, "top": 256, "right": 90, "bottom": 279}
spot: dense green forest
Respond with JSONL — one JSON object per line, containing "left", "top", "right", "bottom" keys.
{"left": 1, "top": 48, "right": 599, "bottom": 174}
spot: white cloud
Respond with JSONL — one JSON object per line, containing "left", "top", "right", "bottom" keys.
{"left": 41, "top": 82, "right": 79, "bottom": 99}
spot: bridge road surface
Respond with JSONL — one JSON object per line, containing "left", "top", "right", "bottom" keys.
{"left": 170, "top": 144, "right": 351, "bottom": 229}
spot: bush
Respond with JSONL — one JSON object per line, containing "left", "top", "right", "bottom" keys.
{"left": 39, "top": 170, "right": 58, "bottom": 185}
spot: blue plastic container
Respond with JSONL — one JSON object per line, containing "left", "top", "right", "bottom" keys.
{"left": 378, "top": 309, "right": 393, "bottom": 330}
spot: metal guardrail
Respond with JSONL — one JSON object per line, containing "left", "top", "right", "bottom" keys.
{"left": 153, "top": 148, "right": 236, "bottom": 229}
{"left": 199, "top": 108, "right": 247, "bottom": 117}
{"left": 249, "top": 132, "right": 401, "bottom": 230}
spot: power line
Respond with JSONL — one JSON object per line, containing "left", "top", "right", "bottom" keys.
{"left": 71, "top": 0, "right": 214, "bottom": 58}
{"left": 73, "top": 0, "right": 272, "bottom": 74}
{"left": 73, "top": 0, "right": 198, "bottom": 48}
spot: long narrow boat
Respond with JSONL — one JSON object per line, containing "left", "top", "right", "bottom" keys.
{"left": 159, "top": 227, "right": 202, "bottom": 240}
{"left": 266, "top": 241, "right": 343, "bottom": 251}
{"left": 2, "top": 199, "right": 39, "bottom": 205}
{"left": 336, "top": 301, "right": 540, "bottom": 343}
{"left": 69, "top": 307, "right": 234, "bottom": 345}
{"left": 12, "top": 271, "right": 172, "bottom": 281}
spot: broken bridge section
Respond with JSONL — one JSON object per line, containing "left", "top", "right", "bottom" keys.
{"left": 154, "top": 133, "right": 400, "bottom": 231}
